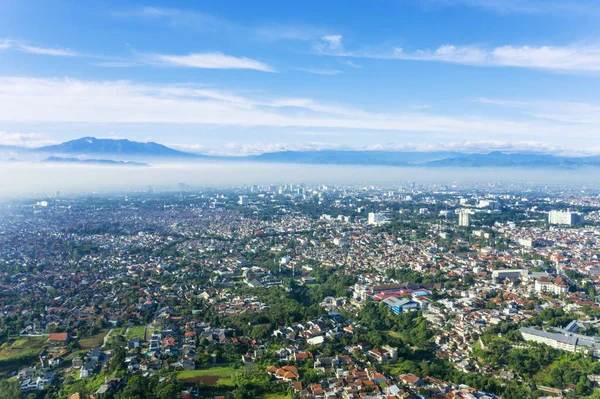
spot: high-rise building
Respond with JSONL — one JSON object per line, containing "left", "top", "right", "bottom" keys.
{"left": 478, "top": 199, "right": 500, "bottom": 210}
{"left": 238, "top": 195, "right": 249, "bottom": 205}
{"left": 368, "top": 212, "right": 385, "bottom": 225}
{"left": 458, "top": 210, "right": 470, "bottom": 227}
{"left": 548, "top": 210, "right": 584, "bottom": 226}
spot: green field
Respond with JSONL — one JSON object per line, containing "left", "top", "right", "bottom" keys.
{"left": 386, "top": 330, "right": 403, "bottom": 339}
{"left": 177, "top": 366, "right": 235, "bottom": 386}
{"left": 125, "top": 326, "right": 147, "bottom": 340}
{"left": 79, "top": 329, "right": 109, "bottom": 349}
{"left": 261, "top": 394, "right": 292, "bottom": 399}
{"left": 0, "top": 337, "right": 47, "bottom": 373}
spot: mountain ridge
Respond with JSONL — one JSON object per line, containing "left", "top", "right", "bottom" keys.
{"left": 3, "top": 137, "right": 600, "bottom": 169}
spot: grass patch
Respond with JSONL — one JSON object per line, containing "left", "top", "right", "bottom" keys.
{"left": 11, "top": 337, "right": 46, "bottom": 349}
{"left": 79, "top": 329, "right": 109, "bottom": 349}
{"left": 386, "top": 330, "right": 403, "bottom": 339}
{"left": 125, "top": 326, "right": 146, "bottom": 340}
{"left": 177, "top": 366, "right": 235, "bottom": 386}
{"left": 261, "top": 394, "right": 291, "bottom": 399}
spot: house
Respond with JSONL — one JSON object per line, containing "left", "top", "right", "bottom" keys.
{"left": 72, "top": 357, "right": 83, "bottom": 369}
{"left": 267, "top": 365, "right": 299, "bottom": 382}
{"left": 399, "top": 373, "right": 423, "bottom": 388}
{"left": 368, "top": 345, "right": 398, "bottom": 363}
{"left": 88, "top": 347, "right": 104, "bottom": 362}
{"left": 95, "top": 378, "right": 125, "bottom": 399}
{"left": 80, "top": 360, "right": 97, "bottom": 379}
{"left": 48, "top": 332, "right": 70, "bottom": 343}
{"left": 128, "top": 338, "right": 141, "bottom": 350}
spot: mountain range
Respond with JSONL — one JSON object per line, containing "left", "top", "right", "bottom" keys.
{"left": 1, "top": 136, "right": 600, "bottom": 169}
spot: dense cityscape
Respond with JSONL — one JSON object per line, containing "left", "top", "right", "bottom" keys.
{"left": 0, "top": 182, "right": 598, "bottom": 399}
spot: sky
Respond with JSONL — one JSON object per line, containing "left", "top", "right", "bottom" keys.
{"left": 1, "top": 0, "right": 600, "bottom": 156}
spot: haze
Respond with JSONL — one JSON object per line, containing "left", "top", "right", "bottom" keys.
{"left": 2, "top": 162, "right": 600, "bottom": 198}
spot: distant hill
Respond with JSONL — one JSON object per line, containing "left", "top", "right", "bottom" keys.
{"left": 420, "top": 151, "right": 600, "bottom": 168}
{"left": 35, "top": 137, "right": 201, "bottom": 158}
{"left": 245, "top": 150, "right": 456, "bottom": 166}
{"left": 42, "top": 156, "right": 148, "bottom": 166}
{"left": 3, "top": 136, "right": 598, "bottom": 169}
{"left": 245, "top": 150, "right": 600, "bottom": 168}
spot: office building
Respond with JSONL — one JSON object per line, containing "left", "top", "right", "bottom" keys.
{"left": 548, "top": 210, "right": 584, "bottom": 226}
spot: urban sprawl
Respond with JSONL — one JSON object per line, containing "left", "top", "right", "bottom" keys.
{"left": 1, "top": 182, "right": 600, "bottom": 399}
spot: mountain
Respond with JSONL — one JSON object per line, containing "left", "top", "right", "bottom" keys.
{"left": 35, "top": 137, "right": 201, "bottom": 158}
{"left": 7, "top": 136, "right": 600, "bottom": 169}
{"left": 245, "top": 150, "right": 457, "bottom": 166}
{"left": 421, "top": 151, "right": 600, "bottom": 168}
{"left": 245, "top": 150, "right": 600, "bottom": 168}
{"left": 42, "top": 156, "right": 148, "bottom": 166}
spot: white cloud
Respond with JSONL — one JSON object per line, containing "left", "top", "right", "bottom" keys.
{"left": 316, "top": 35, "right": 344, "bottom": 53}
{"left": 256, "top": 25, "right": 327, "bottom": 41}
{"left": 148, "top": 52, "right": 275, "bottom": 72}
{"left": 17, "top": 44, "right": 77, "bottom": 56}
{"left": 0, "top": 39, "right": 77, "bottom": 56}
{"left": 0, "top": 76, "right": 598, "bottom": 145}
{"left": 166, "top": 140, "right": 600, "bottom": 157}
{"left": 316, "top": 36, "right": 600, "bottom": 73}
{"left": 422, "top": 0, "right": 598, "bottom": 15}
{"left": 298, "top": 68, "right": 341, "bottom": 75}
{"left": 0, "top": 132, "right": 57, "bottom": 148}
{"left": 0, "top": 39, "right": 12, "bottom": 50}
{"left": 340, "top": 59, "right": 362, "bottom": 68}
{"left": 113, "top": 7, "right": 230, "bottom": 32}
{"left": 479, "top": 97, "right": 600, "bottom": 124}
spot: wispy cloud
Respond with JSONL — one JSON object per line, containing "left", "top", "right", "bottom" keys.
{"left": 421, "top": 0, "right": 599, "bottom": 15}
{"left": 0, "top": 39, "right": 78, "bottom": 56}
{"left": 0, "top": 132, "right": 57, "bottom": 148}
{"left": 168, "top": 140, "right": 600, "bottom": 157}
{"left": 255, "top": 25, "right": 328, "bottom": 41}
{"left": 479, "top": 97, "right": 600, "bottom": 124}
{"left": 316, "top": 36, "right": 600, "bottom": 73}
{"left": 0, "top": 76, "right": 598, "bottom": 146}
{"left": 90, "top": 61, "right": 140, "bottom": 68}
{"left": 297, "top": 68, "right": 341, "bottom": 75}
{"left": 339, "top": 59, "right": 362, "bottom": 68}
{"left": 113, "top": 7, "right": 231, "bottom": 32}
{"left": 316, "top": 35, "right": 344, "bottom": 53}
{"left": 148, "top": 52, "right": 275, "bottom": 72}
{"left": 0, "top": 39, "right": 12, "bottom": 50}
{"left": 17, "top": 44, "right": 77, "bottom": 56}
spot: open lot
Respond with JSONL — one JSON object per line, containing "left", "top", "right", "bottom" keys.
{"left": 125, "top": 325, "right": 146, "bottom": 340}
{"left": 0, "top": 337, "right": 47, "bottom": 373}
{"left": 177, "top": 366, "right": 235, "bottom": 386}
{"left": 78, "top": 329, "right": 109, "bottom": 349}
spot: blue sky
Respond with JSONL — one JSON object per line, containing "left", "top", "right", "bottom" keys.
{"left": 0, "top": 0, "right": 599, "bottom": 155}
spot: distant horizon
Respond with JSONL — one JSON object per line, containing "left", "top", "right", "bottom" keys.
{"left": 4, "top": 135, "right": 600, "bottom": 158}
{"left": 1, "top": 1, "right": 600, "bottom": 156}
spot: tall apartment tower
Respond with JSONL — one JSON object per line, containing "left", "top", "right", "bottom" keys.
{"left": 548, "top": 209, "right": 584, "bottom": 226}
{"left": 458, "top": 211, "right": 471, "bottom": 227}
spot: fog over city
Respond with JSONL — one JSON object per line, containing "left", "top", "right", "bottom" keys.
{"left": 2, "top": 162, "right": 600, "bottom": 198}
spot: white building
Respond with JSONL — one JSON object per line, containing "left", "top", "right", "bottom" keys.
{"left": 458, "top": 210, "right": 470, "bottom": 227}
{"left": 548, "top": 210, "right": 584, "bottom": 226}
{"left": 368, "top": 212, "right": 386, "bottom": 225}
{"left": 238, "top": 196, "right": 249, "bottom": 205}
{"left": 520, "top": 327, "right": 600, "bottom": 356}
{"left": 534, "top": 276, "right": 569, "bottom": 295}
{"left": 478, "top": 200, "right": 500, "bottom": 210}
